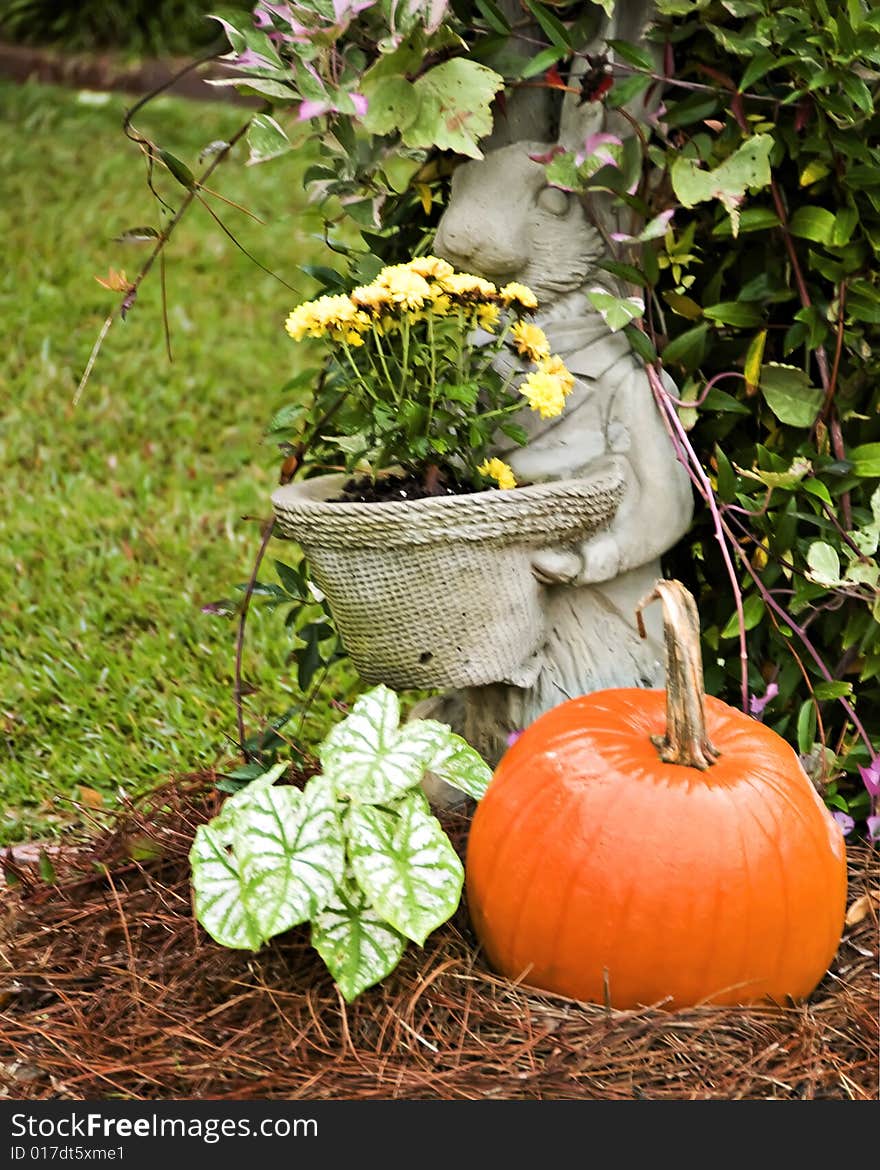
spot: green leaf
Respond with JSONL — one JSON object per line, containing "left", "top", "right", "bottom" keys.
{"left": 402, "top": 60, "right": 505, "bottom": 159}
{"left": 832, "top": 207, "right": 858, "bottom": 246}
{"left": 806, "top": 541, "right": 842, "bottom": 586}
{"left": 759, "top": 363, "right": 824, "bottom": 427}
{"left": 799, "top": 159, "right": 831, "bottom": 188}
{"left": 802, "top": 477, "right": 833, "bottom": 506}
{"left": 849, "top": 443, "right": 880, "bottom": 477}
{"left": 735, "top": 455, "right": 812, "bottom": 490}
{"left": 274, "top": 559, "right": 305, "bottom": 598}
{"left": 347, "top": 793, "right": 464, "bottom": 945}
{"left": 703, "top": 301, "right": 764, "bottom": 328}
{"left": 361, "top": 77, "right": 420, "bottom": 135}
{"left": 190, "top": 821, "right": 263, "bottom": 950}
{"left": 607, "top": 39, "right": 656, "bottom": 71}
{"left": 233, "top": 775, "right": 346, "bottom": 938}
{"left": 740, "top": 51, "right": 779, "bottom": 91}
{"left": 520, "top": 45, "right": 566, "bottom": 80}
{"left": 623, "top": 324, "right": 658, "bottom": 363}
{"left": 813, "top": 680, "right": 853, "bottom": 701}
{"left": 416, "top": 723, "right": 493, "bottom": 801}
{"left": 720, "top": 592, "right": 765, "bottom": 638}
{"left": 246, "top": 114, "right": 292, "bottom": 165}
{"left": 158, "top": 150, "right": 195, "bottom": 190}
{"left": 319, "top": 685, "right": 437, "bottom": 805}
{"left": 662, "top": 322, "right": 710, "bottom": 368}
{"left": 474, "top": 0, "right": 511, "bottom": 34}
{"left": 587, "top": 288, "right": 645, "bottom": 332}
{"left": 671, "top": 134, "right": 773, "bottom": 230}
{"left": 311, "top": 877, "right": 407, "bottom": 1003}
{"left": 524, "top": 0, "right": 572, "bottom": 51}
{"left": 788, "top": 206, "right": 836, "bottom": 245}
{"left": 797, "top": 699, "right": 817, "bottom": 756}
{"left": 662, "top": 292, "right": 704, "bottom": 320}
{"left": 711, "top": 206, "right": 780, "bottom": 237}
{"left": 743, "top": 328, "right": 767, "bottom": 393}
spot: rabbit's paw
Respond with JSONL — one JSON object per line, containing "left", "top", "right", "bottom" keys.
{"left": 577, "top": 533, "right": 621, "bottom": 584}
{"left": 530, "top": 548, "right": 582, "bottom": 585}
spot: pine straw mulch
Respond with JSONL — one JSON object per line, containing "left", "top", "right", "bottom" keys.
{"left": 0, "top": 774, "right": 877, "bottom": 1102}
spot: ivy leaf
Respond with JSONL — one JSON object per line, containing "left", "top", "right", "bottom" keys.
{"left": 671, "top": 135, "right": 773, "bottom": 236}
{"left": 587, "top": 288, "right": 645, "bottom": 332}
{"left": 311, "top": 877, "right": 407, "bottom": 1003}
{"left": 360, "top": 76, "right": 420, "bottom": 135}
{"left": 759, "top": 363, "right": 824, "bottom": 427}
{"left": 319, "top": 684, "right": 438, "bottom": 804}
{"left": 233, "top": 775, "right": 346, "bottom": 938}
{"left": 402, "top": 59, "right": 505, "bottom": 158}
{"left": 347, "top": 793, "right": 464, "bottom": 945}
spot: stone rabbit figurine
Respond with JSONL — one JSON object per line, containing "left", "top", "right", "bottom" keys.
{"left": 415, "top": 2, "right": 695, "bottom": 786}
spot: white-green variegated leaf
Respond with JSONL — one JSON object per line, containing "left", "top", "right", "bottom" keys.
{"left": 189, "top": 822, "right": 264, "bottom": 951}
{"left": 414, "top": 721, "right": 492, "bottom": 801}
{"left": 347, "top": 793, "right": 464, "bottom": 945}
{"left": 311, "top": 878, "right": 407, "bottom": 1003}
{"left": 319, "top": 685, "right": 439, "bottom": 804}
{"left": 213, "top": 761, "right": 288, "bottom": 832}
{"left": 234, "top": 774, "right": 345, "bottom": 939}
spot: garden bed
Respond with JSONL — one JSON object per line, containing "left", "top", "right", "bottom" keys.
{"left": 1, "top": 776, "right": 876, "bottom": 1101}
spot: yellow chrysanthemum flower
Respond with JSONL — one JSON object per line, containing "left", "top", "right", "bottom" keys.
{"left": 284, "top": 304, "right": 319, "bottom": 341}
{"left": 352, "top": 284, "right": 392, "bottom": 313}
{"left": 407, "top": 255, "right": 455, "bottom": 280}
{"left": 375, "top": 264, "right": 432, "bottom": 310}
{"left": 427, "top": 289, "right": 453, "bottom": 315}
{"left": 511, "top": 321, "right": 551, "bottom": 362}
{"left": 477, "top": 303, "right": 501, "bottom": 331}
{"left": 440, "top": 272, "right": 498, "bottom": 300}
{"left": 538, "top": 354, "right": 575, "bottom": 396}
{"left": 520, "top": 370, "right": 566, "bottom": 419}
{"left": 499, "top": 281, "right": 538, "bottom": 310}
{"left": 286, "top": 293, "right": 368, "bottom": 341}
{"left": 478, "top": 457, "right": 517, "bottom": 491}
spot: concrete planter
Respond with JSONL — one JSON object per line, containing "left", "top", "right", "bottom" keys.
{"left": 270, "top": 465, "right": 623, "bottom": 691}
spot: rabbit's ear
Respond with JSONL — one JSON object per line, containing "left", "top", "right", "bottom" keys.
{"left": 558, "top": 0, "right": 662, "bottom": 152}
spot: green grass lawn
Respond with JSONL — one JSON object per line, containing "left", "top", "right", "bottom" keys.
{"left": 0, "top": 79, "right": 358, "bottom": 845}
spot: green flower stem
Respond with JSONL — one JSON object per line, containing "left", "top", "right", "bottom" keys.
{"left": 426, "top": 312, "right": 438, "bottom": 434}
{"left": 339, "top": 340, "right": 380, "bottom": 403}
{"left": 399, "top": 315, "right": 411, "bottom": 398}
{"left": 369, "top": 325, "right": 399, "bottom": 404}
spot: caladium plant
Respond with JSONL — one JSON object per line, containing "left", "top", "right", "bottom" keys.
{"left": 189, "top": 685, "right": 491, "bottom": 1001}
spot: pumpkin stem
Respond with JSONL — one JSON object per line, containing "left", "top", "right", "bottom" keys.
{"left": 636, "top": 579, "right": 721, "bottom": 770}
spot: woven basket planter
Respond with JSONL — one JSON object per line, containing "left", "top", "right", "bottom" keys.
{"left": 270, "top": 466, "right": 624, "bottom": 691}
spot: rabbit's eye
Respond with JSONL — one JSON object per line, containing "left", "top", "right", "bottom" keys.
{"left": 537, "top": 187, "right": 570, "bottom": 216}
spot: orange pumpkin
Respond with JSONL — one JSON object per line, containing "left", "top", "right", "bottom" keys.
{"left": 465, "top": 580, "right": 848, "bottom": 1009}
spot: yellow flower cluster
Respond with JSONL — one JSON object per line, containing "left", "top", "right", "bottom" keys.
{"left": 285, "top": 258, "right": 534, "bottom": 343}
{"left": 507, "top": 323, "right": 576, "bottom": 420}
{"left": 285, "top": 293, "right": 370, "bottom": 343}
{"left": 478, "top": 458, "right": 517, "bottom": 491}
{"left": 282, "top": 255, "right": 576, "bottom": 489}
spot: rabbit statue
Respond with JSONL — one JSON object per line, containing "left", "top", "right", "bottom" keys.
{"left": 411, "top": 1, "right": 695, "bottom": 792}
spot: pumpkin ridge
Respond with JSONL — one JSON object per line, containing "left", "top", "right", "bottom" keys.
{"left": 469, "top": 762, "right": 573, "bottom": 969}
{"left": 731, "top": 783, "right": 791, "bottom": 996}
{"left": 509, "top": 776, "right": 623, "bottom": 998}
